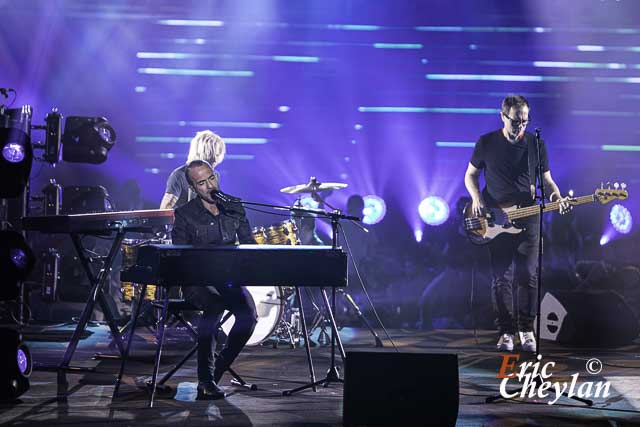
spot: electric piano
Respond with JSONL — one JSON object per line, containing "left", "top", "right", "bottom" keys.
{"left": 21, "top": 209, "right": 174, "bottom": 369}
{"left": 22, "top": 209, "right": 174, "bottom": 234}
{"left": 121, "top": 244, "right": 347, "bottom": 288}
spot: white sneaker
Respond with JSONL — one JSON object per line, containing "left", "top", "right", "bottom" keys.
{"left": 520, "top": 331, "right": 536, "bottom": 352}
{"left": 497, "top": 333, "right": 515, "bottom": 351}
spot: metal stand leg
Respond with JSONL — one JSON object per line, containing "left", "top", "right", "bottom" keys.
{"left": 148, "top": 306, "right": 257, "bottom": 391}
{"left": 147, "top": 292, "right": 170, "bottom": 408}
{"left": 58, "top": 232, "right": 126, "bottom": 371}
{"left": 113, "top": 284, "right": 147, "bottom": 398}
{"left": 283, "top": 287, "right": 344, "bottom": 396}
{"left": 338, "top": 289, "right": 383, "bottom": 347}
{"left": 283, "top": 287, "right": 317, "bottom": 395}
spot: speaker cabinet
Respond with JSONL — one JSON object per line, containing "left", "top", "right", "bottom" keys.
{"left": 539, "top": 290, "right": 639, "bottom": 346}
{"left": 344, "top": 351, "right": 459, "bottom": 427}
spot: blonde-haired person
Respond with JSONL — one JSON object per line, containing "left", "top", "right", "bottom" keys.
{"left": 160, "top": 130, "right": 226, "bottom": 209}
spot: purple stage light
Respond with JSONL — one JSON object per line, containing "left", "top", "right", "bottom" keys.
{"left": 10, "top": 248, "right": 29, "bottom": 270}
{"left": 414, "top": 229, "right": 423, "bottom": 243}
{"left": 17, "top": 348, "right": 30, "bottom": 375}
{"left": 418, "top": 196, "right": 449, "bottom": 226}
{"left": 610, "top": 204, "right": 632, "bottom": 234}
{"left": 2, "top": 142, "right": 26, "bottom": 163}
{"left": 362, "top": 195, "right": 386, "bottom": 225}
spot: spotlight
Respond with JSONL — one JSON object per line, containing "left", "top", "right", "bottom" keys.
{"left": 414, "top": 229, "right": 423, "bottom": 243}
{"left": 0, "top": 327, "right": 31, "bottom": 401}
{"left": 418, "top": 196, "right": 449, "bottom": 226}
{"left": 610, "top": 204, "right": 633, "bottom": 234}
{"left": 0, "top": 127, "right": 33, "bottom": 198}
{"left": 362, "top": 195, "right": 386, "bottom": 225}
{"left": 62, "top": 116, "right": 116, "bottom": 164}
{"left": 0, "top": 230, "right": 36, "bottom": 301}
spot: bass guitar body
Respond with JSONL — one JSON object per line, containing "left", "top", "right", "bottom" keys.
{"left": 463, "top": 202, "right": 527, "bottom": 245}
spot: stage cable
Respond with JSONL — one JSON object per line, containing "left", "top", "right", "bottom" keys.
{"left": 338, "top": 222, "right": 398, "bottom": 351}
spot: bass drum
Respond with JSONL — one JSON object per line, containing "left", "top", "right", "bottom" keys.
{"left": 220, "top": 286, "right": 284, "bottom": 346}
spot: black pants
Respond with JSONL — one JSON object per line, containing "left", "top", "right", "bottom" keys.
{"left": 182, "top": 285, "right": 257, "bottom": 384}
{"left": 488, "top": 221, "right": 539, "bottom": 335}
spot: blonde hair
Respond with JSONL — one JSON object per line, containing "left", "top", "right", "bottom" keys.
{"left": 186, "top": 130, "right": 226, "bottom": 166}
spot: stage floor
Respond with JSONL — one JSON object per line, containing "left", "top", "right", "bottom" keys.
{"left": 1, "top": 324, "right": 639, "bottom": 426}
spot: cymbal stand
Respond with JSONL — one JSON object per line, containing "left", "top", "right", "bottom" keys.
{"left": 283, "top": 211, "right": 350, "bottom": 395}
{"left": 213, "top": 193, "right": 357, "bottom": 394}
{"left": 301, "top": 191, "right": 384, "bottom": 348}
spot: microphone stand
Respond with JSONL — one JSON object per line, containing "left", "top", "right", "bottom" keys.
{"left": 305, "top": 191, "right": 383, "bottom": 348}
{"left": 213, "top": 192, "right": 357, "bottom": 393}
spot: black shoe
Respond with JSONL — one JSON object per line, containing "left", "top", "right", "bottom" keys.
{"left": 196, "top": 381, "right": 226, "bottom": 400}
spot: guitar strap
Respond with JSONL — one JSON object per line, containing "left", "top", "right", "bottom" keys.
{"left": 526, "top": 133, "right": 539, "bottom": 201}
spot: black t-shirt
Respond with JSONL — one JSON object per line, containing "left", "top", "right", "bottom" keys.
{"left": 470, "top": 130, "right": 549, "bottom": 206}
{"left": 165, "top": 164, "right": 220, "bottom": 208}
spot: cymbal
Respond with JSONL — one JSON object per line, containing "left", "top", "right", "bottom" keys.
{"left": 280, "top": 177, "right": 348, "bottom": 194}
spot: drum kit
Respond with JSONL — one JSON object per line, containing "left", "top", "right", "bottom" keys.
{"left": 220, "top": 177, "right": 349, "bottom": 348}
{"left": 118, "top": 177, "right": 373, "bottom": 348}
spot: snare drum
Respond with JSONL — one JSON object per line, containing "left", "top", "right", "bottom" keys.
{"left": 220, "top": 286, "right": 285, "bottom": 346}
{"left": 264, "top": 220, "right": 300, "bottom": 245}
{"left": 120, "top": 239, "right": 159, "bottom": 302}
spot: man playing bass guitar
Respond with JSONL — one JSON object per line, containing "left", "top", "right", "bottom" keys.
{"left": 464, "top": 94, "right": 571, "bottom": 352}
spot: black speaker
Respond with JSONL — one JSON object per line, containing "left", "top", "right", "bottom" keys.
{"left": 344, "top": 351, "right": 459, "bottom": 427}
{"left": 539, "top": 290, "right": 640, "bottom": 346}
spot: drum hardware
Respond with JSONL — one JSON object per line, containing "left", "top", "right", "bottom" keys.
{"left": 220, "top": 220, "right": 301, "bottom": 348}
{"left": 280, "top": 178, "right": 382, "bottom": 349}
{"left": 283, "top": 202, "right": 357, "bottom": 395}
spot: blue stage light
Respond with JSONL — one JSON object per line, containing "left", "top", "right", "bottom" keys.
{"left": 0, "top": 328, "right": 31, "bottom": 400}
{"left": 418, "top": 196, "right": 450, "bottom": 226}
{"left": 610, "top": 204, "right": 633, "bottom": 234}
{"left": 10, "top": 249, "right": 29, "bottom": 270}
{"left": 17, "top": 348, "right": 30, "bottom": 375}
{"left": 362, "top": 195, "right": 386, "bottom": 225}
{"left": 0, "top": 127, "right": 33, "bottom": 198}
{"left": 2, "top": 142, "right": 25, "bottom": 163}
{"left": 1, "top": 231, "right": 36, "bottom": 301}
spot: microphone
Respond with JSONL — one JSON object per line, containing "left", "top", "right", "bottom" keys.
{"left": 211, "top": 190, "right": 241, "bottom": 203}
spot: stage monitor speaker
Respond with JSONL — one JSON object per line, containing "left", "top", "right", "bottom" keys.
{"left": 344, "top": 351, "right": 458, "bottom": 427}
{"left": 539, "top": 290, "right": 640, "bottom": 347}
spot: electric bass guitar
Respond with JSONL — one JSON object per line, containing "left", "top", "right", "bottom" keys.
{"left": 463, "top": 186, "right": 628, "bottom": 245}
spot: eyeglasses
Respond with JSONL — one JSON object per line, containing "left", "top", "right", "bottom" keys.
{"left": 502, "top": 112, "right": 530, "bottom": 128}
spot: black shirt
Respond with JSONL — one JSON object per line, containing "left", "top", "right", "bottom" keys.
{"left": 470, "top": 129, "right": 549, "bottom": 206}
{"left": 172, "top": 197, "right": 255, "bottom": 246}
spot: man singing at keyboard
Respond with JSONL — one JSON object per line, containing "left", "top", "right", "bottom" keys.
{"left": 172, "top": 159, "right": 258, "bottom": 400}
